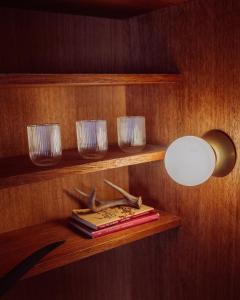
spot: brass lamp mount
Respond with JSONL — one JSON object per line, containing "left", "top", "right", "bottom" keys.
{"left": 202, "top": 129, "right": 236, "bottom": 177}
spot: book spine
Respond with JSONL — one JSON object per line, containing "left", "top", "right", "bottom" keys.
{"left": 96, "top": 209, "right": 154, "bottom": 229}
{"left": 69, "top": 221, "right": 92, "bottom": 238}
{"left": 92, "top": 212, "right": 160, "bottom": 238}
{"left": 71, "top": 214, "right": 97, "bottom": 230}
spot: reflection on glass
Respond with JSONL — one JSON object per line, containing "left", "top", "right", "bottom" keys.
{"left": 117, "top": 116, "right": 146, "bottom": 153}
{"left": 76, "top": 120, "right": 108, "bottom": 159}
{"left": 27, "top": 123, "right": 62, "bottom": 166}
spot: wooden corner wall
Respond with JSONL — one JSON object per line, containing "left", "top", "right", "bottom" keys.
{"left": 1, "top": 0, "right": 240, "bottom": 299}
{"left": 127, "top": 0, "right": 240, "bottom": 299}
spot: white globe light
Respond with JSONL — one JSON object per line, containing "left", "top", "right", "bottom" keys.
{"left": 164, "top": 136, "right": 216, "bottom": 186}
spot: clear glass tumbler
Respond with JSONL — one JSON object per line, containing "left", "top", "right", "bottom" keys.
{"left": 76, "top": 120, "right": 108, "bottom": 159}
{"left": 27, "top": 123, "right": 62, "bottom": 166}
{"left": 117, "top": 116, "right": 146, "bottom": 153}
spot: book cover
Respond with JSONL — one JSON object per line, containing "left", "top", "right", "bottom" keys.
{"left": 70, "top": 211, "right": 160, "bottom": 238}
{"left": 72, "top": 204, "right": 154, "bottom": 230}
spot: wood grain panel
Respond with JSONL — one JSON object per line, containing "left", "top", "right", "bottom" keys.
{"left": 2, "top": 0, "right": 240, "bottom": 300}
{"left": 0, "top": 168, "right": 130, "bottom": 234}
{"left": 0, "top": 85, "right": 128, "bottom": 233}
{"left": 1, "top": 242, "right": 134, "bottom": 300}
{"left": 126, "top": 0, "right": 240, "bottom": 299}
{"left": 0, "top": 211, "right": 181, "bottom": 279}
{"left": 0, "top": 7, "right": 134, "bottom": 300}
{"left": 0, "top": 7, "right": 130, "bottom": 73}
{"left": 0, "top": 0, "right": 189, "bottom": 19}
{"left": 0, "top": 85, "right": 125, "bottom": 157}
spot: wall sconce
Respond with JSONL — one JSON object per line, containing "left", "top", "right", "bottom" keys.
{"left": 164, "top": 130, "right": 236, "bottom": 186}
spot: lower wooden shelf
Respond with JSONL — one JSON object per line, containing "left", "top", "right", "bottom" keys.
{"left": 0, "top": 211, "right": 181, "bottom": 280}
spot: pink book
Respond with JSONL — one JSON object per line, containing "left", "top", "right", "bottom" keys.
{"left": 70, "top": 211, "right": 160, "bottom": 238}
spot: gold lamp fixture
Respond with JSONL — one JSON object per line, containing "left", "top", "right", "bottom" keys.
{"left": 203, "top": 130, "right": 236, "bottom": 177}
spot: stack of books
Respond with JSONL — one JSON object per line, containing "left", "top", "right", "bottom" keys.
{"left": 70, "top": 204, "right": 159, "bottom": 238}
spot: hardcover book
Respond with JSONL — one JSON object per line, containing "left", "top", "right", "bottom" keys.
{"left": 70, "top": 211, "right": 160, "bottom": 238}
{"left": 72, "top": 204, "right": 154, "bottom": 230}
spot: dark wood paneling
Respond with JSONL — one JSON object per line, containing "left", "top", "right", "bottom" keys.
{"left": 0, "top": 7, "right": 130, "bottom": 73}
{"left": 1, "top": 232, "right": 179, "bottom": 300}
{"left": 127, "top": 0, "right": 240, "bottom": 299}
{"left": 0, "top": 0, "right": 189, "bottom": 19}
{"left": 2, "top": 244, "right": 134, "bottom": 300}
{"left": 0, "top": 211, "right": 181, "bottom": 279}
{"left": 0, "top": 8, "right": 134, "bottom": 300}
{"left": 1, "top": 0, "right": 240, "bottom": 299}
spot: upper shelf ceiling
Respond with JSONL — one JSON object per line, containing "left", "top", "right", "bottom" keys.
{"left": 0, "top": 0, "right": 189, "bottom": 19}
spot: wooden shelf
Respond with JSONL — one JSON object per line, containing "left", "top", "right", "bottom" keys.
{"left": 0, "top": 74, "right": 182, "bottom": 88}
{"left": 0, "top": 211, "right": 181, "bottom": 279}
{"left": 0, "top": 145, "right": 165, "bottom": 189}
{"left": 1, "top": 1, "right": 189, "bottom": 19}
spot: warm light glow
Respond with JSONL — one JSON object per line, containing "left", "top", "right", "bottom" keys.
{"left": 164, "top": 136, "right": 216, "bottom": 186}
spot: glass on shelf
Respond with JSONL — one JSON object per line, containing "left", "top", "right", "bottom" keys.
{"left": 117, "top": 116, "right": 146, "bottom": 153}
{"left": 27, "top": 123, "right": 62, "bottom": 166}
{"left": 76, "top": 120, "right": 108, "bottom": 159}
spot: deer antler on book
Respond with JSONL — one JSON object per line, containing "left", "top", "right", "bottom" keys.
{"left": 72, "top": 180, "right": 142, "bottom": 213}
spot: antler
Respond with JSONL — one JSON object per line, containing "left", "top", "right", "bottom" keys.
{"left": 73, "top": 180, "right": 142, "bottom": 213}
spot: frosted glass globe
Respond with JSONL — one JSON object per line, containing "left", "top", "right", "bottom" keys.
{"left": 164, "top": 136, "right": 216, "bottom": 186}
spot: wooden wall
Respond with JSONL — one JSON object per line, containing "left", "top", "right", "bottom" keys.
{"left": 127, "top": 0, "right": 240, "bottom": 299}
{"left": 0, "top": 8, "right": 130, "bottom": 73}
{"left": 1, "top": 0, "right": 240, "bottom": 299}
{"left": 0, "top": 8, "right": 129, "bottom": 234}
{"left": 0, "top": 8, "right": 132, "bottom": 300}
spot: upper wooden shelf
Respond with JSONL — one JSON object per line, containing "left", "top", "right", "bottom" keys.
{"left": 0, "top": 145, "right": 165, "bottom": 189}
{"left": 0, "top": 211, "right": 181, "bottom": 279}
{"left": 0, "top": 74, "right": 182, "bottom": 88}
{"left": 1, "top": 1, "right": 189, "bottom": 19}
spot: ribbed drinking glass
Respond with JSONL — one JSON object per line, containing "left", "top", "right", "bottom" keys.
{"left": 27, "top": 123, "right": 62, "bottom": 166}
{"left": 117, "top": 116, "right": 146, "bottom": 153}
{"left": 76, "top": 120, "right": 108, "bottom": 159}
